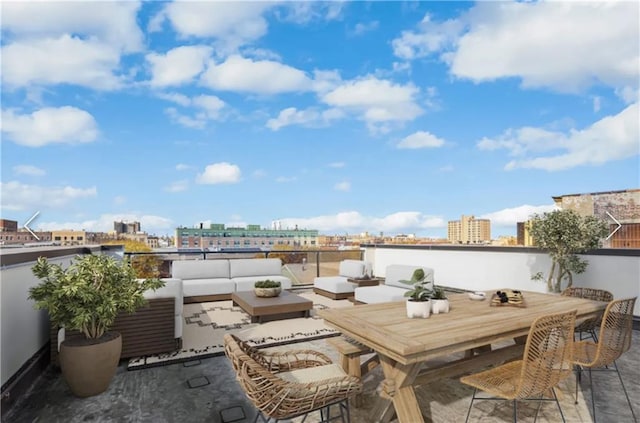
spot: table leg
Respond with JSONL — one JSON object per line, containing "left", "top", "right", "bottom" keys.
{"left": 369, "top": 356, "right": 424, "bottom": 423}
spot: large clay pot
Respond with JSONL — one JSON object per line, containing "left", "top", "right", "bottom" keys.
{"left": 59, "top": 331, "right": 122, "bottom": 397}
{"left": 406, "top": 299, "right": 431, "bottom": 318}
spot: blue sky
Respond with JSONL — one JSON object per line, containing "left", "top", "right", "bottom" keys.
{"left": 1, "top": 1, "right": 638, "bottom": 238}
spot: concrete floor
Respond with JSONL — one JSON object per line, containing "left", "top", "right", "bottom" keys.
{"left": 5, "top": 332, "right": 639, "bottom": 423}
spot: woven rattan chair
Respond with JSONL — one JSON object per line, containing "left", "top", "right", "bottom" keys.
{"left": 460, "top": 309, "right": 577, "bottom": 422}
{"left": 572, "top": 297, "right": 637, "bottom": 423}
{"left": 223, "top": 334, "right": 363, "bottom": 423}
{"left": 561, "top": 287, "right": 613, "bottom": 341}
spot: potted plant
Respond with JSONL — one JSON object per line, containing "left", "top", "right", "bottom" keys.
{"left": 29, "top": 254, "right": 164, "bottom": 397}
{"left": 529, "top": 209, "right": 608, "bottom": 293}
{"left": 254, "top": 280, "right": 282, "bottom": 297}
{"left": 431, "top": 286, "right": 450, "bottom": 314}
{"left": 400, "top": 268, "right": 433, "bottom": 318}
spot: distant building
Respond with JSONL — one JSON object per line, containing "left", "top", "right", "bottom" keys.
{"left": 0, "top": 219, "right": 52, "bottom": 245}
{"left": 516, "top": 221, "right": 536, "bottom": 246}
{"left": 175, "top": 223, "right": 319, "bottom": 250}
{"left": 114, "top": 221, "right": 141, "bottom": 235}
{"left": 448, "top": 215, "right": 491, "bottom": 244}
{"left": 51, "top": 229, "right": 86, "bottom": 246}
{"left": 553, "top": 189, "right": 640, "bottom": 248}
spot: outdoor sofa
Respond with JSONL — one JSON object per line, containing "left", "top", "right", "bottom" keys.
{"left": 172, "top": 258, "right": 292, "bottom": 303}
{"left": 313, "top": 259, "right": 372, "bottom": 300}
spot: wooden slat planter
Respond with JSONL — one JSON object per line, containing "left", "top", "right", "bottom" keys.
{"left": 50, "top": 298, "right": 180, "bottom": 366}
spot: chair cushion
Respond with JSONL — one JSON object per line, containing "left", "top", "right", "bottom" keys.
{"left": 142, "top": 278, "right": 183, "bottom": 317}
{"left": 313, "top": 276, "right": 355, "bottom": 294}
{"left": 339, "top": 260, "right": 366, "bottom": 278}
{"left": 278, "top": 363, "right": 347, "bottom": 384}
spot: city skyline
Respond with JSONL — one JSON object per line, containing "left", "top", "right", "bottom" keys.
{"left": 1, "top": 2, "right": 638, "bottom": 238}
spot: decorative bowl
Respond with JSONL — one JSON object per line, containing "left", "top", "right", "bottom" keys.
{"left": 254, "top": 287, "right": 282, "bottom": 298}
{"left": 468, "top": 291, "right": 486, "bottom": 301}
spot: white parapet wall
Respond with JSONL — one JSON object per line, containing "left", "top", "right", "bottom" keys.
{"left": 362, "top": 245, "right": 640, "bottom": 316}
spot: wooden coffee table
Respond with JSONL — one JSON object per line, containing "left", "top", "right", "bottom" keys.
{"left": 347, "top": 277, "right": 382, "bottom": 287}
{"left": 231, "top": 291, "right": 313, "bottom": 323}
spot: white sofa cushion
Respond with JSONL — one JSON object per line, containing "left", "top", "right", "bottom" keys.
{"left": 234, "top": 276, "right": 293, "bottom": 292}
{"left": 314, "top": 276, "right": 354, "bottom": 294}
{"left": 384, "top": 265, "right": 434, "bottom": 289}
{"left": 182, "top": 278, "right": 235, "bottom": 297}
{"left": 354, "top": 285, "right": 409, "bottom": 304}
{"left": 338, "top": 260, "right": 366, "bottom": 278}
{"left": 354, "top": 264, "right": 435, "bottom": 304}
{"left": 229, "top": 258, "right": 282, "bottom": 278}
{"left": 172, "top": 259, "right": 230, "bottom": 280}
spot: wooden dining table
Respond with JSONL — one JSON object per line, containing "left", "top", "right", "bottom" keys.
{"left": 318, "top": 290, "right": 608, "bottom": 423}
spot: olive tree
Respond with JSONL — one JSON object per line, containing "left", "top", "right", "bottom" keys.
{"left": 530, "top": 209, "right": 609, "bottom": 293}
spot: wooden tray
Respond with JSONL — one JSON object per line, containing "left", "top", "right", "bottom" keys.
{"left": 490, "top": 289, "right": 527, "bottom": 307}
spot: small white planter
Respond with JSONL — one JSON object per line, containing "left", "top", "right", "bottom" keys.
{"left": 431, "top": 299, "right": 450, "bottom": 314}
{"left": 406, "top": 299, "right": 431, "bottom": 318}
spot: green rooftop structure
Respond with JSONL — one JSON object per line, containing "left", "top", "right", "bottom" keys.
{"left": 175, "top": 223, "right": 318, "bottom": 250}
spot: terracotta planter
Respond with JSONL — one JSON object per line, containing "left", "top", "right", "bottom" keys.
{"left": 254, "top": 287, "right": 281, "bottom": 297}
{"left": 406, "top": 299, "right": 431, "bottom": 318}
{"left": 59, "top": 331, "right": 122, "bottom": 397}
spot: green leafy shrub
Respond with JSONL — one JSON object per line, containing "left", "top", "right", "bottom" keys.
{"left": 431, "top": 286, "right": 447, "bottom": 300}
{"left": 400, "top": 269, "right": 433, "bottom": 301}
{"left": 254, "top": 280, "right": 281, "bottom": 288}
{"left": 29, "top": 254, "right": 165, "bottom": 339}
{"left": 529, "top": 209, "right": 608, "bottom": 292}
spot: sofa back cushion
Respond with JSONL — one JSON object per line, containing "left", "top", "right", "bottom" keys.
{"left": 172, "top": 259, "right": 230, "bottom": 280}
{"left": 229, "top": 258, "right": 282, "bottom": 278}
{"left": 385, "top": 265, "right": 434, "bottom": 289}
{"left": 339, "top": 260, "right": 367, "bottom": 278}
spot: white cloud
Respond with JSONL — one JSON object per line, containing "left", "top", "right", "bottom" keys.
{"left": 449, "top": 2, "right": 639, "bottom": 96}
{"left": 0, "top": 181, "right": 96, "bottom": 211}
{"left": 159, "top": 2, "right": 272, "bottom": 51}
{"left": 13, "top": 165, "right": 45, "bottom": 176}
{"left": 196, "top": 162, "right": 241, "bottom": 184}
{"left": 321, "top": 77, "right": 423, "bottom": 133}
{"left": 277, "top": 2, "right": 344, "bottom": 24}
{"left": 352, "top": 21, "right": 379, "bottom": 36}
{"left": 38, "top": 213, "right": 174, "bottom": 236}
{"left": 328, "top": 162, "right": 345, "bottom": 168}
{"left": 266, "top": 107, "right": 344, "bottom": 131}
{"left": 478, "top": 103, "right": 640, "bottom": 171}
{"left": 1, "top": 1, "right": 143, "bottom": 53}
{"left": 1, "top": 107, "right": 99, "bottom": 147}
{"left": 160, "top": 93, "right": 226, "bottom": 128}
{"left": 392, "top": 14, "right": 463, "bottom": 60}
{"left": 201, "top": 55, "right": 312, "bottom": 94}
{"left": 278, "top": 211, "right": 445, "bottom": 234}
{"left": 481, "top": 204, "right": 558, "bottom": 227}
{"left": 1, "top": 35, "right": 123, "bottom": 90}
{"left": 397, "top": 131, "right": 446, "bottom": 149}
{"left": 146, "top": 46, "right": 213, "bottom": 87}
{"left": 334, "top": 181, "right": 351, "bottom": 192}
{"left": 176, "top": 163, "right": 191, "bottom": 171}
{"left": 165, "top": 180, "right": 189, "bottom": 193}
